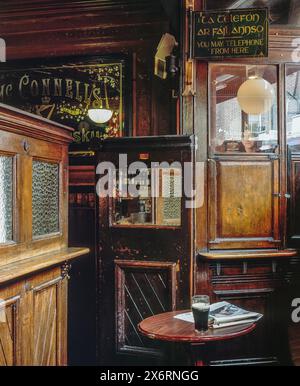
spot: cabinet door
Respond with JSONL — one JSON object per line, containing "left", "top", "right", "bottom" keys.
{"left": 27, "top": 268, "right": 68, "bottom": 366}
{"left": 0, "top": 282, "right": 22, "bottom": 366}
{"left": 209, "top": 157, "right": 280, "bottom": 249}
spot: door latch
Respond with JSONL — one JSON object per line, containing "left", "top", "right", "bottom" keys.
{"left": 273, "top": 193, "right": 291, "bottom": 199}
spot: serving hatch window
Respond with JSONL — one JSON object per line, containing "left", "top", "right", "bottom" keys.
{"left": 209, "top": 64, "right": 278, "bottom": 154}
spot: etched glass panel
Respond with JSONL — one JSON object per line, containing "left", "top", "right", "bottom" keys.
{"left": 160, "top": 171, "right": 182, "bottom": 226}
{"left": 32, "top": 161, "right": 59, "bottom": 237}
{"left": 0, "top": 156, "right": 13, "bottom": 243}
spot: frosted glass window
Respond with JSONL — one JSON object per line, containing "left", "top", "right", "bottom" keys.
{"left": 0, "top": 156, "right": 13, "bottom": 243}
{"left": 32, "top": 161, "right": 59, "bottom": 237}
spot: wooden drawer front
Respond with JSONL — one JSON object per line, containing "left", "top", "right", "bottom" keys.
{"left": 209, "top": 158, "right": 280, "bottom": 249}
{"left": 115, "top": 260, "right": 177, "bottom": 357}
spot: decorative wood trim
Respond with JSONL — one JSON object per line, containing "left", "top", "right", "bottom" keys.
{"left": 69, "top": 166, "right": 95, "bottom": 187}
{"left": 30, "top": 272, "right": 67, "bottom": 366}
{"left": 198, "top": 249, "right": 298, "bottom": 261}
{"left": 210, "top": 357, "right": 279, "bottom": 366}
{"left": 269, "top": 26, "right": 300, "bottom": 52}
{"left": 115, "top": 260, "right": 177, "bottom": 356}
{"left": 98, "top": 135, "right": 195, "bottom": 152}
{"left": 0, "top": 247, "right": 89, "bottom": 285}
{"left": 0, "top": 104, "right": 73, "bottom": 145}
{"left": 31, "top": 276, "right": 63, "bottom": 293}
{"left": 56, "top": 276, "right": 68, "bottom": 366}
{"left": 214, "top": 288, "right": 275, "bottom": 299}
{"left": 0, "top": 0, "right": 169, "bottom": 60}
{"left": 0, "top": 295, "right": 21, "bottom": 366}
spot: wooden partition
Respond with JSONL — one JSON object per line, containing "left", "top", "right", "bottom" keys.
{"left": 95, "top": 136, "right": 195, "bottom": 365}
{"left": 179, "top": 28, "right": 300, "bottom": 364}
{"left": 0, "top": 104, "right": 88, "bottom": 366}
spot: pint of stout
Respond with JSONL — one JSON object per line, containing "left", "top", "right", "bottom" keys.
{"left": 192, "top": 295, "right": 210, "bottom": 332}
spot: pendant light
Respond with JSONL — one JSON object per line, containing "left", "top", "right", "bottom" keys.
{"left": 237, "top": 73, "right": 275, "bottom": 116}
{"left": 88, "top": 80, "right": 113, "bottom": 124}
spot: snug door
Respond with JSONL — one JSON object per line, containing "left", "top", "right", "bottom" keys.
{"left": 208, "top": 156, "right": 280, "bottom": 249}
{"left": 208, "top": 63, "right": 280, "bottom": 249}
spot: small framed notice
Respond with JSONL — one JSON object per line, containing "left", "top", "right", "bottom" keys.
{"left": 192, "top": 8, "right": 269, "bottom": 59}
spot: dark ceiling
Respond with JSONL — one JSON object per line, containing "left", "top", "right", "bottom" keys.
{"left": 205, "top": 0, "right": 294, "bottom": 24}
{"left": 0, "top": 0, "right": 297, "bottom": 28}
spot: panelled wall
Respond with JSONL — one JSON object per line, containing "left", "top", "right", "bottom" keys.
{"left": 0, "top": 0, "right": 178, "bottom": 366}
{"left": 180, "top": 0, "right": 300, "bottom": 366}
{"left": 96, "top": 136, "right": 194, "bottom": 365}
{"left": 0, "top": 0, "right": 176, "bottom": 138}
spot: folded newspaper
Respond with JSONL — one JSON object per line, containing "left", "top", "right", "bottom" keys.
{"left": 174, "top": 301, "right": 263, "bottom": 329}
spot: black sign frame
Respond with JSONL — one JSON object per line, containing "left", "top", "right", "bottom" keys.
{"left": 192, "top": 8, "right": 269, "bottom": 59}
{"left": 0, "top": 54, "right": 132, "bottom": 152}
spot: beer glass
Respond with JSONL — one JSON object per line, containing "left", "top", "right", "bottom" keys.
{"left": 192, "top": 295, "right": 210, "bottom": 332}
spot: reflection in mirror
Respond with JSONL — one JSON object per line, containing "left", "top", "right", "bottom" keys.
{"left": 0, "top": 156, "right": 13, "bottom": 243}
{"left": 210, "top": 64, "right": 278, "bottom": 154}
{"left": 112, "top": 167, "right": 182, "bottom": 227}
{"left": 286, "top": 65, "right": 300, "bottom": 150}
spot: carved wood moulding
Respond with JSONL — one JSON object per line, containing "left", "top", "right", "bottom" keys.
{"left": 0, "top": 0, "right": 169, "bottom": 59}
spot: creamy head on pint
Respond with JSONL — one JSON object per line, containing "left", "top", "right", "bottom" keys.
{"left": 192, "top": 302, "right": 210, "bottom": 311}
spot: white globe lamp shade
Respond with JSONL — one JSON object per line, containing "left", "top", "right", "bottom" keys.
{"left": 88, "top": 108, "right": 113, "bottom": 124}
{"left": 237, "top": 77, "right": 275, "bottom": 115}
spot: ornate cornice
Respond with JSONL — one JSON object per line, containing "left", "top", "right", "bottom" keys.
{"left": 0, "top": 103, "right": 73, "bottom": 144}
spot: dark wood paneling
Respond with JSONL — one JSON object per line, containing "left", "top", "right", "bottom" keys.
{"left": 115, "top": 260, "right": 176, "bottom": 356}
{"left": 0, "top": 103, "right": 87, "bottom": 367}
{"left": 0, "top": 0, "right": 169, "bottom": 60}
{"left": 289, "top": 155, "right": 300, "bottom": 245}
{"left": 68, "top": 180, "right": 97, "bottom": 365}
{"left": 208, "top": 157, "right": 280, "bottom": 249}
{"left": 181, "top": 1, "right": 300, "bottom": 368}
{"left": 96, "top": 136, "right": 194, "bottom": 365}
{"left": 0, "top": 1, "right": 175, "bottom": 138}
{"left": 196, "top": 257, "right": 297, "bottom": 364}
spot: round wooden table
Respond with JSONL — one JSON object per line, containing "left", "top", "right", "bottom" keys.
{"left": 138, "top": 310, "right": 258, "bottom": 366}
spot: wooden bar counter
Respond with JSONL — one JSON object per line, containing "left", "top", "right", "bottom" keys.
{"left": 0, "top": 104, "right": 89, "bottom": 366}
